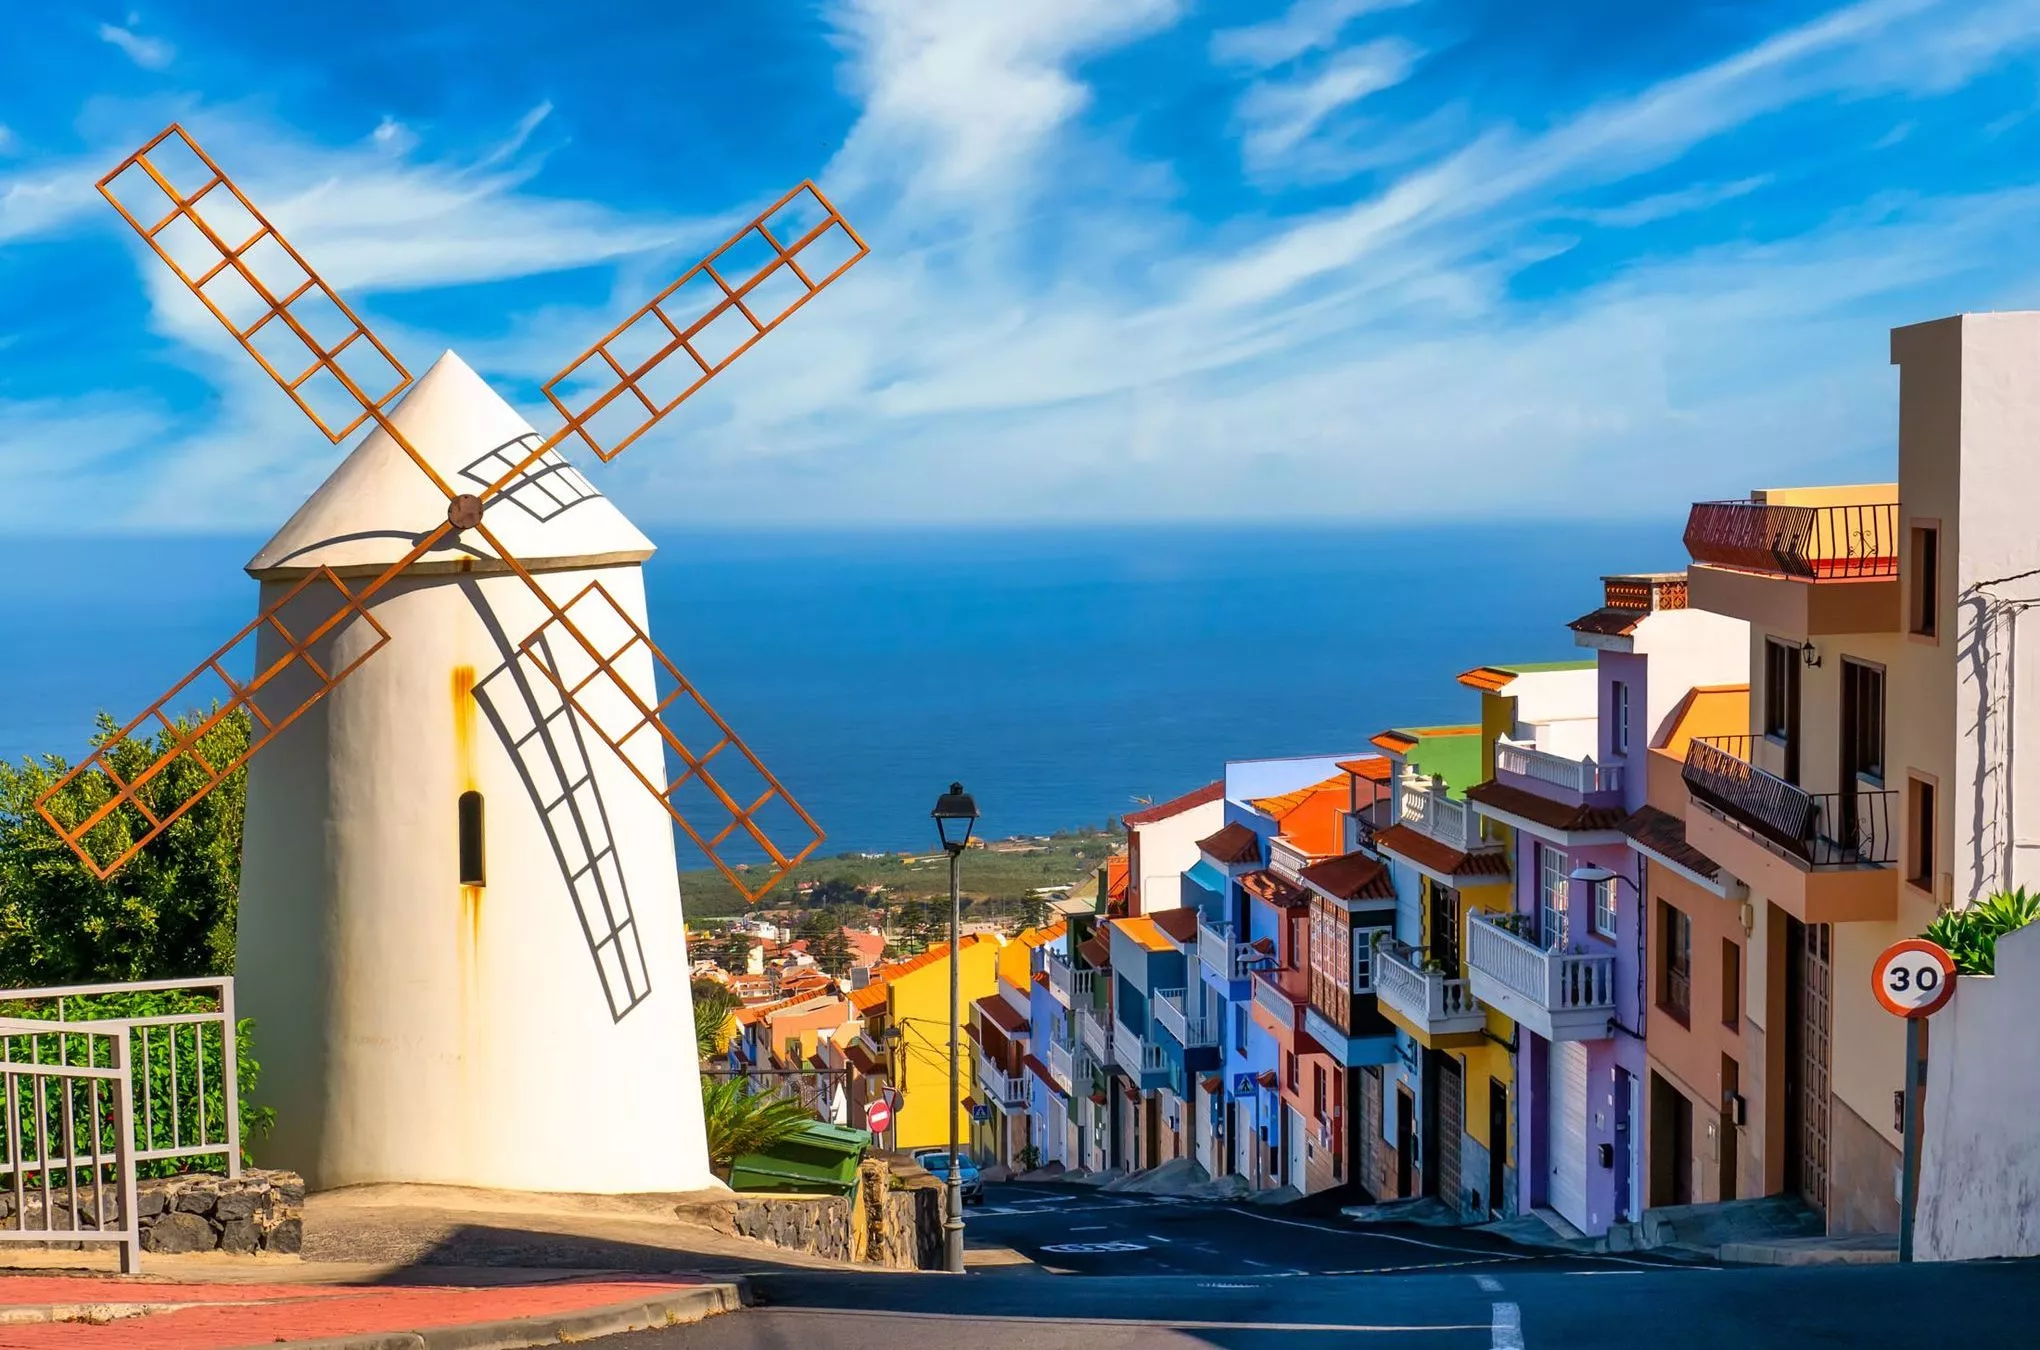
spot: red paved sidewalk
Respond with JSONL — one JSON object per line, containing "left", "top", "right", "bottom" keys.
{"left": 0, "top": 1272, "right": 715, "bottom": 1348}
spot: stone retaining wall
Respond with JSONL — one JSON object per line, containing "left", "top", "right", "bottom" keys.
{"left": 0, "top": 1170, "right": 303, "bottom": 1255}
{"left": 687, "top": 1155, "right": 943, "bottom": 1270}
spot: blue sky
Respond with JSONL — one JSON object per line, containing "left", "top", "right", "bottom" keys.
{"left": 6, "top": 0, "right": 2040, "bottom": 530}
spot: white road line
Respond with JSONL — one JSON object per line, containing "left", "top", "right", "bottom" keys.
{"left": 1147, "top": 1234, "right": 1171, "bottom": 1244}
{"left": 1491, "top": 1302, "right": 1524, "bottom": 1350}
{"left": 1070, "top": 1225, "right": 1107, "bottom": 1232}
{"left": 1474, "top": 1274, "right": 1504, "bottom": 1293}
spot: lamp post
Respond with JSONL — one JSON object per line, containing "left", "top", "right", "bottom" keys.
{"left": 931, "top": 781, "right": 979, "bottom": 1277}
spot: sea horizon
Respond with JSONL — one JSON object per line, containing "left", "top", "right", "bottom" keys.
{"left": 0, "top": 519, "right": 1687, "bottom": 859}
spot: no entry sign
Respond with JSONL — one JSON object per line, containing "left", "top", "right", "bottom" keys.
{"left": 865, "top": 1098, "right": 893, "bottom": 1134}
{"left": 1873, "top": 938, "right": 1957, "bottom": 1019}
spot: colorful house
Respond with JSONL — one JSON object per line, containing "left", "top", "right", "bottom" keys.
{"left": 1366, "top": 723, "right": 1516, "bottom": 1215}
{"left": 853, "top": 936, "right": 999, "bottom": 1151}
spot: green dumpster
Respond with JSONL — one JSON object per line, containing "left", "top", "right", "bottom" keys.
{"left": 728, "top": 1120, "right": 873, "bottom": 1195}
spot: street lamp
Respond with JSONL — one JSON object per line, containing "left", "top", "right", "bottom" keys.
{"left": 930, "top": 781, "right": 978, "bottom": 1276}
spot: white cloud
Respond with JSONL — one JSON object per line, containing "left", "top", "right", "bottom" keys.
{"left": 0, "top": 125, "right": 16, "bottom": 155}
{"left": 98, "top": 21, "right": 174, "bottom": 70}
{"left": 1563, "top": 176, "right": 1772, "bottom": 229}
{"left": 1211, "top": 0, "right": 1419, "bottom": 72}
{"left": 1234, "top": 38, "right": 1421, "bottom": 172}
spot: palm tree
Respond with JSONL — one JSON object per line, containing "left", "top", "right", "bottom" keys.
{"left": 700, "top": 1076, "right": 815, "bottom": 1174}
{"left": 691, "top": 978, "right": 741, "bottom": 1062}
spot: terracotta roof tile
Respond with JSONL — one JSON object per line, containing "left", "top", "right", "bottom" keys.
{"left": 1023, "top": 1055, "right": 1058, "bottom": 1090}
{"left": 1198, "top": 822, "right": 1262, "bottom": 865}
{"left": 1125, "top": 781, "right": 1225, "bottom": 826}
{"left": 1456, "top": 666, "right": 1517, "bottom": 693}
{"left": 974, "top": 994, "right": 1030, "bottom": 1035}
{"left": 1370, "top": 729, "right": 1419, "bottom": 755}
{"left": 1621, "top": 805, "right": 1722, "bottom": 882}
{"left": 1568, "top": 606, "right": 1647, "bottom": 638}
{"left": 849, "top": 983, "right": 888, "bottom": 1013}
{"left": 1297, "top": 851, "right": 1397, "bottom": 902}
{"left": 1248, "top": 774, "right": 1347, "bottom": 822}
{"left": 1465, "top": 780, "right": 1627, "bottom": 834}
{"left": 1240, "top": 869, "right": 1310, "bottom": 908}
{"left": 1079, "top": 934, "right": 1112, "bottom": 969}
{"left": 1338, "top": 757, "right": 1394, "bottom": 781}
{"left": 1370, "top": 824, "right": 1512, "bottom": 879}
{"left": 1153, "top": 908, "right": 1202, "bottom": 944}
{"left": 1255, "top": 1070, "right": 1279, "bottom": 1089}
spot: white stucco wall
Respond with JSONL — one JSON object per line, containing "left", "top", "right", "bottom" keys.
{"left": 238, "top": 562, "right": 710, "bottom": 1193}
{"left": 1916, "top": 922, "right": 2040, "bottom": 1261}
{"left": 1134, "top": 799, "right": 1225, "bottom": 912}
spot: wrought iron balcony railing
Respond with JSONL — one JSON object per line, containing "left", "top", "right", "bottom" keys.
{"left": 1683, "top": 737, "right": 1896, "bottom": 867}
{"left": 1684, "top": 499, "right": 1899, "bottom": 580}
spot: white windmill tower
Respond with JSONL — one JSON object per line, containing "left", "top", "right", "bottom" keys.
{"left": 38, "top": 126, "right": 866, "bottom": 1193}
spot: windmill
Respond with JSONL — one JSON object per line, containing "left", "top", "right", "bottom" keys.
{"left": 33, "top": 125, "right": 867, "bottom": 1192}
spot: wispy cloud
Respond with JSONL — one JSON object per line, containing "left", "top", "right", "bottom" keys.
{"left": 1211, "top": 0, "right": 1418, "bottom": 71}
{"left": 98, "top": 20, "right": 174, "bottom": 70}
{"left": 1233, "top": 38, "right": 1421, "bottom": 174}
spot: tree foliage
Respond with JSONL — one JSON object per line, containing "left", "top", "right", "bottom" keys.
{"left": 1923, "top": 887, "right": 2040, "bottom": 975}
{"left": 0, "top": 708, "right": 247, "bottom": 985}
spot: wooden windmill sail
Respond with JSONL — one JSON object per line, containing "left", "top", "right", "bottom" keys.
{"left": 37, "top": 124, "right": 865, "bottom": 903}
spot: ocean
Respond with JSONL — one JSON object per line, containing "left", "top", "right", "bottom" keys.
{"left": 0, "top": 521, "right": 1684, "bottom": 858}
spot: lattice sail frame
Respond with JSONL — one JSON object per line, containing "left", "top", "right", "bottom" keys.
{"left": 35, "top": 123, "right": 861, "bottom": 897}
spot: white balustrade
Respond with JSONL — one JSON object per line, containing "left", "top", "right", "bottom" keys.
{"left": 1495, "top": 738, "right": 1623, "bottom": 796}
{"left": 1269, "top": 837, "right": 1311, "bottom": 881}
{"left": 974, "top": 1047, "right": 1028, "bottom": 1109}
{"left": 1079, "top": 1005, "right": 1109, "bottom": 1061}
{"left": 1465, "top": 911, "right": 1615, "bottom": 1039}
{"left": 1048, "top": 1039, "right": 1075, "bottom": 1092}
{"left": 1197, "top": 914, "right": 1255, "bottom": 982}
{"left": 1399, "top": 773, "right": 1490, "bottom": 851}
{"left": 1373, "top": 941, "right": 1485, "bottom": 1036}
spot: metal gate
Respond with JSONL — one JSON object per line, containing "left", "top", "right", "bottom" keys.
{"left": 1437, "top": 1055, "right": 1464, "bottom": 1212}
{"left": 1549, "top": 1041, "right": 1589, "bottom": 1231}
{"left": 1791, "top": 921, "right": 1833, "bottom": 1214}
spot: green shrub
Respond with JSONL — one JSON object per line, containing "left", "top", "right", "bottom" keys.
{"left": 1922, "top": 887, "right": 2040, "bottom": 976}
{"left": 701, "top": 1076, "right": 814, "bottom": 1174}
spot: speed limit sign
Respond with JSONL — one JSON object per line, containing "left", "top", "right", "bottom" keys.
{"left": 1872, "top": 938, "right": 1957, "bottom": 1018}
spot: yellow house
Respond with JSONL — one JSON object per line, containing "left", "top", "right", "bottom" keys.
{"left": 858, "top": 935, "right": 1002, "bottom": 1150}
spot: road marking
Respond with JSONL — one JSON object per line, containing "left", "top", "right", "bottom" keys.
{"left": 1146, "top": 1234, "right": 1171, "bottom": 1244}
{"left": 1474, "top": 1275, "right": 1504, "bottom": 1293}
{"left": 1070, "top": 1225, "right": 1107, "bottom": 1232}
{"left": 1492, "top": 1302, "right": 1524, "bottom": 1350}
{"left": 1041, "top": 1240, "right": 1149, "bottom": 1253}
{"left": 1243, "top": 1259, "right": 1272, "bottom": 1268}
{"left": 768, "top": 1309, "right": 1493, "bottom": 1333}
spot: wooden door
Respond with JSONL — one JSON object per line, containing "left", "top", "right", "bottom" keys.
{"left": 1437, "top": 1055, "right": 1464, "bottom": 1211}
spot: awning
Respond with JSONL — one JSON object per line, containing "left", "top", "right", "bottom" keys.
{"left": 1185, "top": 859, "right": 1230, "bottom": 896}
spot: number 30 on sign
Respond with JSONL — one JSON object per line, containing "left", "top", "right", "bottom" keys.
{"left": 1872, "top": 938, "right": 1957, "bottom": 1018}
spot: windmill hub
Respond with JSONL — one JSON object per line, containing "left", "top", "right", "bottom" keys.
{"left": 446, "top": 494, "right": 485, "bottom": 530}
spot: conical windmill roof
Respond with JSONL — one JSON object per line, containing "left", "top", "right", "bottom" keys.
{"left": 246, "top": 351, "right": 654, "bottom": 580}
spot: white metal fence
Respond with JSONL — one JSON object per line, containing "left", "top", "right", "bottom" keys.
{"left": 0, "top": 1018, "right": 140, "bottom": 1273}
{"left": 0, "top": 978, "right": 241, "bottom": 1177}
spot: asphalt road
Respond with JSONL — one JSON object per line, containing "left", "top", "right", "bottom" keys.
{"left": 584, "top": 1184, "right": 2040, "bottom": 1347}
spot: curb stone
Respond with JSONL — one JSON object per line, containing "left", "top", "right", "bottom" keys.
{"left": 216, "top": 1280, "right": 748, "bottom": 1350}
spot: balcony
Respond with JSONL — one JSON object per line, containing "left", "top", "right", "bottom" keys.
{"left": 1048, "top": 1039, "right": 1075, "bottom": 1093}
{"left": 1399, "top": 773, "right": 1497, "bottom": 852}
{"left": 1197, "top": 913, "right": 1256, "bottom": 987}
{"left": 1464, "top": 911, "right": 1616, "bottom": 1042}
{"left": 1078, "top": 1004, "right": 1109, "bottom": 1062}
{"left": 1251, "top": 967, "right": 1309, "bottom": 1035}
{"left": 1152, "top": 987, "right": 1220, "bottom": 1048}
{"left": 1047, "top": 948, "right": 1095, "bottom": 1007}
{"left": 1684, "top": 499, "right": 1898, "bottom": 580}
{"left": 974, "top": 1048, "right": 1028, "bottom": 1111}
{"left": 1495, "top": 738, "right": 1623, "bottom": 798}
{"left": 1682, "top": 737, "right": 1898, "bottom": 924}
{"left": 1374, "top": 939, "right": 1487, "bottom": 1043}
{"left": 1112, "top": 1017, "right": 1145, "bottom": 1072}
{"left": 1269, "top": 837, "right": 1314, "bottom": 882}
{"left": 1684, "top": 498, "right": 1901, "bottom": 635}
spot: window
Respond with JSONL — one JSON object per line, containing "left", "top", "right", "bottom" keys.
{"left": 1235, "top": 1004, "right": 1249, "bottom": 1054}
{"left": 1353, "top": 927, "right": 1389, "bottom": 992}
{"left": 1313, "top": 1065, "right": 1326, "bottom": 1119}
{"left": 1722, "top": 938, "right": 1742, "bottom": 1031}
{"left": 1426, "top": 879, "right": 1461, "bottom": 969}
{"left": 1610, "top": 680, "right": 1631, "bottom": 757}
{"left": 1286, "top": 1051, "right": 1298, "bottom": 1092}
{"left": 1592, "top": 876, "right": 1618, "bottom": 939}
{"left": 457, "top": 791, "right": 486, "bottom": 886}
{"left": 1657, "top": 900, "right": 1691, "bottom": 1024}
{"left": 1910, "top": 524, "right": 1940, "bottom": 638}
{"left": 1909, "top": 776, "right": 1937, "bottom": 890}
{"left": 1538, "top": 846, "right": 1570, "bottom": 948}
{"left": 1763, "top": 639, "right": 1794, "bottom": 740}
{"left": 1842, "top": 659, "right": 1887, "bottom": 782}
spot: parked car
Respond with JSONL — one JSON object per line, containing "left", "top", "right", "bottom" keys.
{"left": 914, "top": 1148, "right": 984, "bottom": 1203}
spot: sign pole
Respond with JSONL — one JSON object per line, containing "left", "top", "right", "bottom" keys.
{"left": 1898, "top": 1016, "right": 1928, "bottom": 1264}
